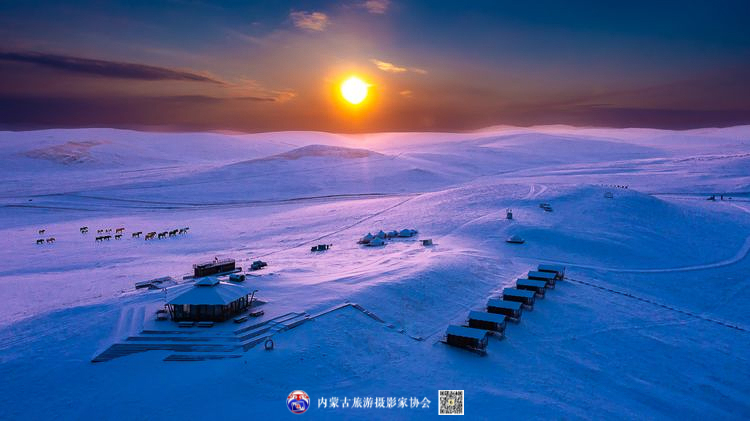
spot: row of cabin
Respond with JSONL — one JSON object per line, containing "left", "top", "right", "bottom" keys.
{"left": 445, "top": 264, "right": 565, "bottom": 354}
{"left": 359, "top": 229, "right": 418, "bottom": 245}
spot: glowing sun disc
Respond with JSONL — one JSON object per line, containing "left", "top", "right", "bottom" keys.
{"left": 340, "top": 76, "right": 369, "bottom": 104}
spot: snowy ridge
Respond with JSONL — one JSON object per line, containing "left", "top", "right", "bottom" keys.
{"left": 0, "top": 126, "right": 749, "bottom": 419}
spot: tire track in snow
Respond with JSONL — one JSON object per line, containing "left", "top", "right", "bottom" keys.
{"left": 565, "top": 277, "right": 748, "bottom": 333}
{"left": 249, "top": 193, "right": 422, "bottom": 259}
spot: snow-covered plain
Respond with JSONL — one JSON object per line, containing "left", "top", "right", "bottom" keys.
{"left": 0, "top": 126, "right": 749, "bottom": 419}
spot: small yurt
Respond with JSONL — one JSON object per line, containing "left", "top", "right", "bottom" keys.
{"left": 359, "top": 233, "right": 374, "bottom": 244}
{"left": 506, "top": 235, "right": 525, "bottom": 244}
{"left": 367, "top": 237, "right": 386, "bottom": 247}
{"left": 398, "top": 229, "right": 416, "bottom": 238}
{"left": 387, "top": 230, "right": 399, "bottom": 238}
{"left": 376, "top": 230, "right": 387, "bottom": 239}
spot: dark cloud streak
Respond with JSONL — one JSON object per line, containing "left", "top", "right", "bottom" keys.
{"left": 0, "top": 51, "right": 223, "bottom": 84}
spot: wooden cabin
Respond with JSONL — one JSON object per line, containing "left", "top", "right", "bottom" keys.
{"left": 445, "top": 325, "right": 489, "bottom": 353}
{"left": 468, "top": 311, "right": 507, "bottom": 334}
{"left": 193, "top": 258, "right": 236, "bottom": 278}
{"left": 528, "top": 270, "right": 557, "bottom": 287}
{"left": 487, "top": 299, "right": 522, "bottom": 321}
{"left": 503, "top": 288, "right": 535, "bottom": 308}
{"left": 537, "top": 264, "right": 565, "bottom": 280}
{"left": 167, "top": 277, "right": 254, "bottom": 322}
{"left": 516, "top": 278, "right": 547, "bottom": 297}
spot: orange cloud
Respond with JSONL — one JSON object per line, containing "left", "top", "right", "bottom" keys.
{"left": 290, "top": 11, "right": 329, "bottom": 31}
{"left": 364, "top": 0, "right": 390, "bottom": 14}
{"left": 371, "top": 58, "right": 427, "bottom": 75}
{"left": 371, "top": 59, "right": 407, "bottom": 73}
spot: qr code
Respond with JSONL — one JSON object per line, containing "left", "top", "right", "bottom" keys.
{"left": 439, "top": 390, "right": 464, "bottom": 415}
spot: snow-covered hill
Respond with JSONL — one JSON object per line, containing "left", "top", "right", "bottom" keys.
{"left": 0, "top": 126, "right": 749, "bottom": 419}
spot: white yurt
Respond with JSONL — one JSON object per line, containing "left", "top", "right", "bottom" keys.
{"left": 398, "top": 229, "right": 415, "bottom": 237}
{"left": 368, "top": 237, "right": 386, "bottom": 247}
{"left": 506, "top": 235, "right": 525, "bottom": 244}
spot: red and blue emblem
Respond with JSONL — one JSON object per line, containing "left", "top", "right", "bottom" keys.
{"left": 287, "top": 390, "right": 310, "bottom": 414}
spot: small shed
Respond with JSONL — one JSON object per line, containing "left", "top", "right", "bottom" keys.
{"left": 445, "top": 325, "right": 489, "bottom": 353}
{"left": 528, "top": 270, "right": 557, "bottom": 287}
{"left": 503, "top": 288, "right": 536, "bottom": 308}
{"left": 250, "top": 260, "right": 267, "bottom": 271}
{"left": 166, "top": 277, "right": 254, "bottom": 322}
{"left": 537, "top": 264, "right": 565, "bottom": 280}
{"left": 516, "top": 278, "right": 547, "bottom": 297}
{"left": 422, "top": 239, "right": 433, "bottom": 246}
{"left": 229, "top": 273, "right": 246, "bottom": 282}
{"left": 193, "top": 258, "right": 236, "bottom": 278}
{"left": 506, "top": 235, "right": 525, "bottom": 244}
{"left": 487, "top": 299, "right": 522, "bottom": 320}
{"left": 311, "top": 244, "right": 331, "bottom": 252}
{"left": 468, "top": 311, "right": 507, "bottom": 333}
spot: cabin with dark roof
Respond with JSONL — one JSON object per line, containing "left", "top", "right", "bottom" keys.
{"left": 445, "top": 325, "right": 489, "bottom": 353}
{"left": 487, "top": 299, "right": 522, "bottom": 321}
{"left": 537, "top": 264, "right": 565, "bottom": 280}
{"left": 516, "top": 278, "right": 547, "bottom": 297}
{"left": 528, "top": 270, "right": 557, "bottom": 288}
{"left": 503, "top": 288, "right": 535, "bottom": 308}
{"left": 467, "top": 311, "right": 506, "bottom": 334}
{"left": 193, "top": 258, "right": 236, "bottom": 278}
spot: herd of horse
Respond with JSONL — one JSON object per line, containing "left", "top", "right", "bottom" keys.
{"left": 36, "top": 225, "right": 190, "bottom": 244}
{"left": 143, "top": 227, "right": 189, "bottom": 241}
{"left": 96, "top": 227, "right": 189, "bottom": 242}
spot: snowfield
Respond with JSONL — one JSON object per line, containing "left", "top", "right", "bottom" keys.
{"left": 0, "top": 126, "right": 749, "bottom": 419}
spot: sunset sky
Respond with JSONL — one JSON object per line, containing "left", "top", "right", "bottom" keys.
{"left": 1, "top": 0, "right": 749, "bottom": 132}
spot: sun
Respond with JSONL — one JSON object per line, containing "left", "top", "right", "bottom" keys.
{"left": 340, "top": 76, "right": 369, "bottom": 105}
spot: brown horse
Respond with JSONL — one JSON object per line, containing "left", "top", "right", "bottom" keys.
{"left": 36, "top": 239, "right": 45, "bottom": 245}
{"left": 46, "top": 237, "right": 55, "bottom": 243}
